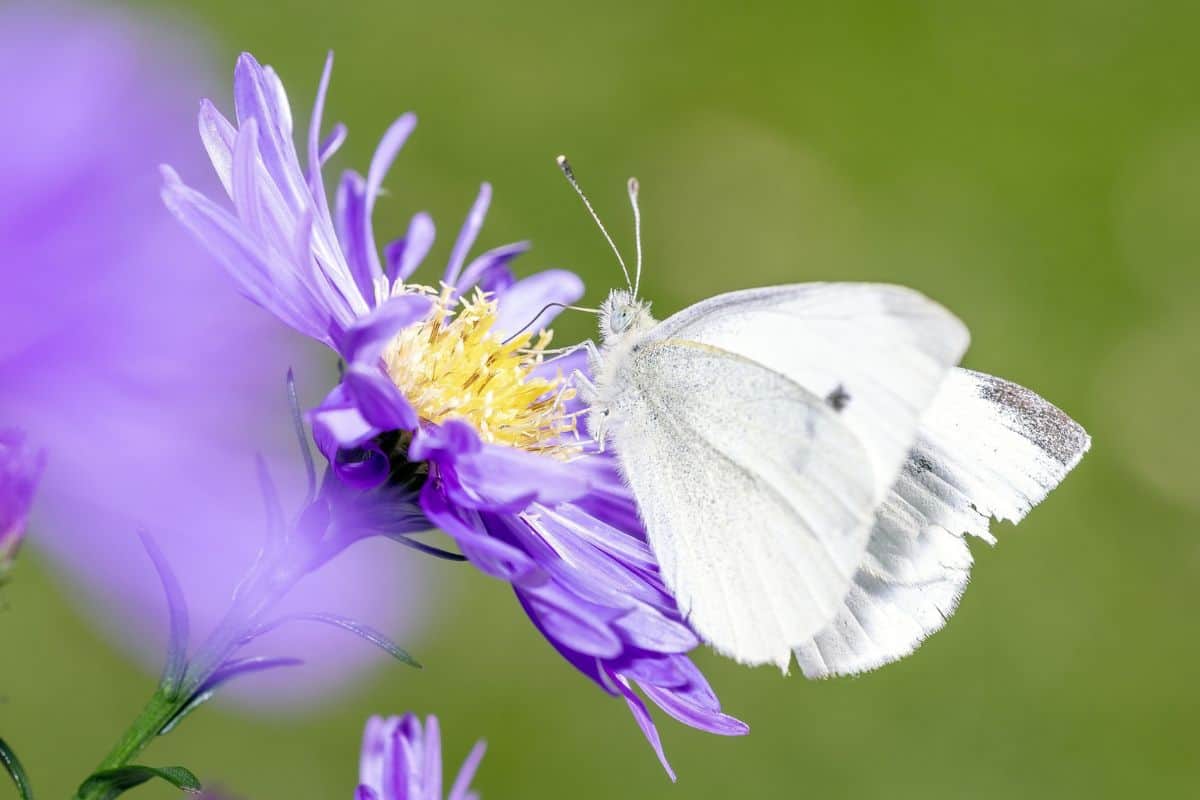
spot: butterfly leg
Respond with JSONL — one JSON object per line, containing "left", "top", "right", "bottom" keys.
{"left": 565, "top": 341, "right": 610, "bottom": 452}
{"left": 559, "top": 339, "right": 601, "bottom": 398}
{"left": 572, "top": 368, "right": 598, "bottom": 402}
{"left": 569, "top": 368, "right": 610, "bottom": 452}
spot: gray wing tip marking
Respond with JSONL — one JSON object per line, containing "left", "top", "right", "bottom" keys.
{"left": 970, "top": 370, "right": 1091, "bottom": 467}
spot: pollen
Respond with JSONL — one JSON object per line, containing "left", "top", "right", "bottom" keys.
{"left": 384, "top": 287, "right": 579, "bottom": 457}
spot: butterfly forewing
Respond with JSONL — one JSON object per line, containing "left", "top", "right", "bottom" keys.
{"left": 608, "top": 338, "right": 876, "bottom": 670}
{"left": 647, "top": 283, "right": 971, "bottom": 505}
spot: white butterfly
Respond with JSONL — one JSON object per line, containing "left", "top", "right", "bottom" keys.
{"left": 557, "top": 158, "right": 1090, "bottom": 673}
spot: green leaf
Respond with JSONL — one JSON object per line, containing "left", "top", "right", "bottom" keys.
{"left": 0, "top": 737, "right": 35, "bottom": 800}
{"left": 76, "top": 765, "right": 201, "bottom": 799}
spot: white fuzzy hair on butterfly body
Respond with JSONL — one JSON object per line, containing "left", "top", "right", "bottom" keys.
{"left": 587, "top": 289, "right": 657, "bottom": 447}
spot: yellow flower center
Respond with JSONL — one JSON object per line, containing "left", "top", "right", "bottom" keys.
{"left": 384, "top": 287, "right": 578, "bottom": 457}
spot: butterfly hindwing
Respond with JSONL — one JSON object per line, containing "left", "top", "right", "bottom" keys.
{"left": 793, "top": 368, "right": 1091, "bottom": 678}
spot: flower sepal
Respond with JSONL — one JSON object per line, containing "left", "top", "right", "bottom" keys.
{"left": 0, "top": 738, "right": 35, "bottom": 800}
{"left": 74, "top": 765, "right": 202, "bottom": 800}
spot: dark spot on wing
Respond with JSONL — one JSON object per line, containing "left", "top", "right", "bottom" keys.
{"left": 973, "top": 371, "right": 1089, "bottom": 465}
{"left": 826, "top": 384, "right": 851, "bottom": 412}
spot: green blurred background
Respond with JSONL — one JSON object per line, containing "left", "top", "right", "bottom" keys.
{"left": 4, "top": 0, "right": 1199, "bottom": 796}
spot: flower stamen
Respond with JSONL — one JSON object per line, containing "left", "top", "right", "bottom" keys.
{"left": 385, "top": 287, "right": 579, "bottom": 457}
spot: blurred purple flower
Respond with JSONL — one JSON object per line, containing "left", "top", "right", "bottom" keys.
{"left": 0, "top": 430, "right": 44, "bottom": 580}
{"left": 357, "top": 714, "right": 485, "bottom": 800}
{"left": 163, "top": 52, "right": 747, "bottom": 776}
{"left": 0, "top": 2, "right": 424, "bottom": 705}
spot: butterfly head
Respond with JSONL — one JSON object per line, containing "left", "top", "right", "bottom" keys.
{"left": 599, "top": 288, "right": 654, "bottom": 344}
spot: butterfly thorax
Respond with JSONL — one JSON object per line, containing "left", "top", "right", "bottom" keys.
{"left": 588, "top": 289, "right": 659, "bottom": 446}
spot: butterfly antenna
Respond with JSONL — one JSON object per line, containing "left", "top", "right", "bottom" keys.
{"left": 556, "top": 155, "right": 634, "bottom": 291}
{"left": 628, "top": 177, "right": 643, "bottom": 297}
{"left": 501, "top": 301, "right": 601, "bottom": 345}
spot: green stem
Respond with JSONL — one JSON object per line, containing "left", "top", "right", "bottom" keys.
{"left": 74, "top": 688, "right": 188, "bottom": 800}
{"left": 0, "top": 737, "right": 36, "bottom": 800}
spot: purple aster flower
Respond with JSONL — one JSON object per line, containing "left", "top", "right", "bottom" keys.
{"left": 0, "top": 430, "right": 44, "bottom": 580}
{"left": 163, "top": 51, "right": 747, "bottom": 776}
{"left": 0, "top": 2, "right": 424, "bottom": 705}
{"left": 357, "top": 714, "right": 486, "bottom": 800}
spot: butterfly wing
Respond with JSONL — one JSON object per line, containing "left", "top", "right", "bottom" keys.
{"left": 793, "top": 368, "right": 1091, "bottom": 678}
{"left": 608, "top": 338, "right": 878, "bottom": 670}
{"left": 648, "top": 283, "right": 971, "bottom": 506}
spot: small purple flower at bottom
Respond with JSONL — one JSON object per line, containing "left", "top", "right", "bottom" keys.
{"left": 358, "top": 714, "right": 486, "bottom": 800}
{"left": 0, "top": 430, "right": 44, "bottom": 579}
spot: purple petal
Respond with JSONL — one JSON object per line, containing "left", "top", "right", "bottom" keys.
{"left": 198, "top": 99, "right": 237, "bottom": 197}
{"left": 233, "top": 52, "right": 306, "bottom": 213}
{"left": 344, "top": 364, "right": 420, "bottom": 432}
{"left": 518, "top": 511, "right": 662, "bottom": 609}
{"left": 363, "top": 114, "right": 418, "bottom": 279}
{"left": 358, "top": 715, "right": 388, "bottom": 781}
{"left": 365, "top": 114, "right": 417, "bottom": 210}
{"left": 319, "top": 123, "right": 347, "bottom": 166}
{"left": 613, "top": 604, "right": 700, "bottom": 654}
{"left": 335, "top": 293, "right": 433, "bottom": 363}
{"left": 532, "top": 503, "right": 658, "bottom": 572}
{"left": 385, "top": 212, "right": 436, "bottom": 284}
{"left": 232, "top": 118, "right": 267, "bottom": 236}
{"left": 661, "top": 656, "right": 722, "bottom": 708}
{"left": 611, "top": 653, "right": 692, "bottom": 689}
{"left": 336, "top": 171, "right": 376, "bottom": 302}
{"left": 453, "top": 241, "right": 530, "bottom": 297}
{"left": 608, "top": 670, "right": 677, "bottom": 781}
{"left": 493, "top": 269, "right": 586, "bottom": 337}
{"left": 480, "top": 268, "right": 516, "bottom": 296}
{"left": 161, "top": 168, "right": 333, "bottom": 345}
{"left": 262, "top": 64, "right": 294, "bottom": 135}
{"left": 306, "top": 51, "right": 336, "bottom": 227}
{"left": 449, "top": 443, "right": 593, "bottom": 511}
{"left": 448, "top": 741, "right": 486, "bottom": 800}
{"left": 442, "top": 183, "right": 491, "bottom": 287}
{"left": 408, "top": 419, "right": 483, "bottom": 461}
{"left": 520, "top": 585, "right": 625, "bottom": 659}
{"left": 639, "top": 680, "right": 750, "bottom": 737}
{"left": 422, "top": 714, "right": 442, "bottom": 799}
{"left": 311, "top": 385, "right": 379, "bottom": 451}
{"left": 420, "top": 484, "right": 539, "bottom": 582}
{"left": 392, "top": 715, "right": 421, "bottom": 799}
